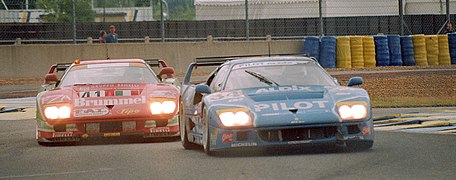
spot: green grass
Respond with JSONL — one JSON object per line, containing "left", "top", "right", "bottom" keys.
{"left": 371, "top": 96, "right": 456, "bottom": 108}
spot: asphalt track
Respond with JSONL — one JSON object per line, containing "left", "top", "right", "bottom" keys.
{"left": 0, "top": 97, "right": 455, "bottom": 179}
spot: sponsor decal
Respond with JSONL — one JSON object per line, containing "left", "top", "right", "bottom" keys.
{"left": 211, "top": 129, "right": 218, "bottom": 145}
{"left": 104, "top": 132, "right": 121, "bottom": 137}
{"left": 74, "top": 96, "right": 146, "bottom": 107}
{"left": 222, "top": 132, "right": 233, "bottom": 143}
{"left": 232, "top": 61, "right": 304, "bottom": 70}
{"left": 52, "top": 132, "right": 74, "bottom": 138}
{"left": 74, "top": 107, "right": 110, "bottom": 117}
{"left": 150, "top": 127, "right": 171, "bottom": 133}
{"left": 79, "top": 90, "right": 140, "bottom": 98}
{"left": 254, "top": 100, "right": 328, "bottom": 112}
{"left": 41, "top": 95, "right": 71, "bottom": 104}
{"left": 231, "top": 142, "right": 257, "bottom": 147}
{"left": 117, "top": 108, "right": 141, "bottom": 115}
{"left": 206, "top": 90, "right": 244, "bottom": 102}
{"left": 288, "top": 140, "right": 312, "bottom": 145}
{"left": 255, "top": 85, "right": 314, "bottom": 94}
{"left": 150, "top": 90, "right": 177, "bottom": 98}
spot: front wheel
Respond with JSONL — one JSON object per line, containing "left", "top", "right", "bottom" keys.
{"left": 202, "top": 106, "right": 214, "bottom": 156}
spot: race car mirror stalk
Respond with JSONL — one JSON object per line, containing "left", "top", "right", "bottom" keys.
{"left": 157, "top": 67, "right": 175, "bottom": 82}
{"left": 347, "top": 77, "right": 364, "bottom": 87}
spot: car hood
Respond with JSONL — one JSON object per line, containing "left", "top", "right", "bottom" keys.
{"left": 37, "top": 83, "right": 179, "bottom": 120}
{"left": 204, "top": 85, "right": 370, "bottom": 127}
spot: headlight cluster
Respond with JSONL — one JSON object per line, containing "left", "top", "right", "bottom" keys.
{"left": 216, "top": 108, "right": 252, "bottom": 127}
{"left": 149, "top": 98, "right": 177, "bottom": 115}
{"left": 337, "top": 102, "right": 368, "bottom": 120}
{"left": 44, "top": 104, "right": 71, "bottom": 120}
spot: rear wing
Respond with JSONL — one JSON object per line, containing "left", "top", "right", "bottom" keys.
{"left": 183, "top": 53, "right": 311, "bottom": 85}
{"left": 144, "top": 59, "right": 168, "bottom": 68}
{"left": 47, "top": 63, "right": 72, "bottom": 74}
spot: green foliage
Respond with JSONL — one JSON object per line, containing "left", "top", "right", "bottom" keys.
{"left": 152, "top": 0, "right": 195, "bottom": 21}
{"left": 37, "top": 0, "right": 95, "bottom": 22}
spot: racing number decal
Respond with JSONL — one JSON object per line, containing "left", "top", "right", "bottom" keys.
{"left": 79, "top": 91, "right": 105, "bottom": 98}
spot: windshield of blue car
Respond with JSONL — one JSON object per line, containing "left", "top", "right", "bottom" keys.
{"left": 224, "top": 61, "right": 336, "bottom": 91}
{"left": 58, "top": 62, "right": 158, "bottom": 87}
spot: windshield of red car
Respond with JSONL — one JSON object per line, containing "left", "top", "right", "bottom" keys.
{"left": 224, "top": 61, "right": 336, "bottom": 91}
{"left": 58, "top": 62, "right": 158, "bottom": 87}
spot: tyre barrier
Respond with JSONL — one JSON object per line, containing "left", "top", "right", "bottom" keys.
{"left": 374, "top": 35, "right": 390, "bottom": 66}
{"left": 350, "top": 36, "right": 364, "bottom": 68}
{"left": 448, "top": 33, "right": 456, "bottom": 64}
{"left": 303, "top": 36, "right": 320, "bottom": 60}
{"left": 425, "top": 35, "right": 439, "bottom": 65}
{"left": 336, "top": 36, "right": 352, "bottom": 68}
{"left": 388, "top": 35, "right": 403, "bottom": 66}
{"left": 363, "top": 36, "right": 377, "bottom": 67}
{"left": 400, "top": 36, "right": 416, "bottom": 66}
{"left": 411, "top": 34, "right": 428, "bottom": 66}
{"left": 438, "top": 35, "right": 451, "bottom": 65}
{"left": 319, "top": 36, "right": 337, "bottom": 68}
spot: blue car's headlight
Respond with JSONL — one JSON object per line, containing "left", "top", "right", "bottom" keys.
{"left": 337, "top": 102, "right": 368, "bottom": 120}
{"left": 216, "top": 108, "right": 252, "bottom": 127}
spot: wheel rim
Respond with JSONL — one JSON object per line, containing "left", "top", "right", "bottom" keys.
{"left": 179, "top": 102, "right": 186, "bottom": 143}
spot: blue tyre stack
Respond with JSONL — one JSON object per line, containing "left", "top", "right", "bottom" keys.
{"left": 448, "top": 33, "right": 456, "bottom": 64}
{"left": 303, "top": 36, "right": 320, "bottom": 60}
{"left": 373, "top": 35, "right": 390, "bottom": 66}
{"left": 387, "top": 35, "right": 403, "bottom": 66}
{"left": 319, "top": 36, "right": 337, "bottom": 68}
{"left": 400, "top": 36, "right": 416, "bottom": 66}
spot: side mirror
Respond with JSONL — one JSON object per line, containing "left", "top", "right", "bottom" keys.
{"left": 193, "top": 84, "right": 211, "bottom": 105}
{"left": 195, "top": 84, "right": 211, "bottom": 94}
{"left": 347, "top": 77, "right": 363, "bottom": 87}
{"left": 44, "top": 73, "right": 59, "bottom": 84}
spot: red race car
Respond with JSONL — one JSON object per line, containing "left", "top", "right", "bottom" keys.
{"left": 36, "top": 59, "right": 180, "bottom": 145}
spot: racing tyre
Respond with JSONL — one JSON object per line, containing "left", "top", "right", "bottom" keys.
{"left": 343, "top": 141, "right": 373, "bottom": 152}
{"left": 202, "top": 106, "right": 214, "bottom": 156}
{"left": 179, "top": 102, "right": 198, "bottom": 150}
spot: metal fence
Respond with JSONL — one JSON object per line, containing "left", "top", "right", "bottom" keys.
{"left": 0, "top": 0, "right": 455, "bottom": 44}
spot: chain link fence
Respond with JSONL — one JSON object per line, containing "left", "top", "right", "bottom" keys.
{"left": 0, "top": 0, "right": 455, "bottom": 44}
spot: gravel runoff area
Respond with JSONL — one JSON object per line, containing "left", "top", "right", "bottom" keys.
{"left": 1, "top": 65, "right": 456, "bottom": 107}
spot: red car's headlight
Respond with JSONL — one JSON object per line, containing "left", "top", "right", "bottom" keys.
{"left": 149, "top": 98, "right": 177, "bottom": 115}
{"left": 44, "top": 104, "right": 71, "bottom": 120}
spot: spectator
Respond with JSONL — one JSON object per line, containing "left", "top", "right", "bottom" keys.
{"left": 106, "top": 25, "right": 119, "bottom": 43}
{"left": 444, "top": 22, "right": 454, "bottom": 34}
{"left": 99, "top": 30, "right": 106, "bottom": 43}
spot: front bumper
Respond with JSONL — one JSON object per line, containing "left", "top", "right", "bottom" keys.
{"left": 208, "top": 120, "right": 374, "bottom": 151}
{"left": 36, "top": 115, "right": 179, "bottom": 143}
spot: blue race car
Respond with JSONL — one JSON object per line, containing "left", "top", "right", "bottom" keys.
{"left": 179, "top": 55, "right": 374, "bottom": 155}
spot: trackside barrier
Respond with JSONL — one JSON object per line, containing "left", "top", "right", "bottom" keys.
{"left": 319, "top": 36, "right": 336, "bottom": 68}
{"left": 336, "top": 36, "right": 351, "bottom": 68}
{"left": 350, "top": 36, "right": 364, "bottom": 68}
{"left": 363, "top": 36, "right": 376, "bottom": 68}
{"left": 387, "top": 35, "right": 402, "bottom": 66}
{"left": 400, "top": 36, "right": 416, "bottom": 66}
{"left": 437, "top": 35, "right": 451, "bottom": 65}
{"left": 303, "top": 36, "right": 320, "bottom": 61}
{"left": 447, "top": 33, "right": 456, "bottom": 64}
{"left": 411, "top": 34, "right": 428, "bottom": 66}
{"left": 425, "top": 35, "right": 439, "bottom": 65}
{"left": 373, "top": 35, "right": 390, "bottom": 67}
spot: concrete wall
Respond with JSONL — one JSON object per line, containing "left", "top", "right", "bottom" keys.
{"left": 0, "top": 40, "right": 303, "bottom": 78}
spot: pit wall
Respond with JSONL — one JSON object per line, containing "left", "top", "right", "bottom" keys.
{"left": 0, "top": 40, "right": 302, "bottom": 78}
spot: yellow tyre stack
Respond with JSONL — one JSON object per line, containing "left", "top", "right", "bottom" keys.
{"left": 437, "top": 35, "right": 451, "bottom": 65}
{"left": 425, "top": 35, "right": 439, "bottom": 65}
{"left": 336, "top": 36, "right": 352, "bottom": 68}
{"left": 350, "top": 36, "right": 364, "bottom": 68}
{"left": 363, "top": 36, "right": 376, "bottom": 67}
{"left": 411, "top": 34, "right": 428, "bottom": 66}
